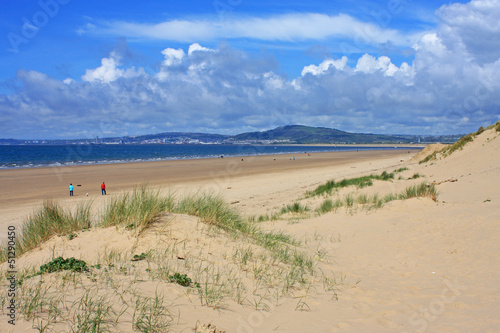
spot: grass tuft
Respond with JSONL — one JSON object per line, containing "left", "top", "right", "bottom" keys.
{"left": 280, "top": 202, "right": 309, "bottom": 214}
{"left": 100, "top": 186, "right": 172, "bottom": 233}
{"left": 398, "top": 182, "right": 438, "bottom": 201}
{"left": 12, "top": 201, "right": 92, "bottom": 258}
{"left": 307, "top": 171, "right": 394, "bottom": 197}
{"left": 176, "top": 193, "right": 254, "bottom": 234}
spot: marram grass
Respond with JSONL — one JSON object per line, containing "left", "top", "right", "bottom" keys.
{"left": 18, "top": 201, "right": 92, "bottom": 256}
{"left": 100, "top": 185, "right": 173, "bottom": 233}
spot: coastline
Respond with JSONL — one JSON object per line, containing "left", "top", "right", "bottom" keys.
{"left": 0, "top": 144, "right": 422, "bottom": 170}
{"left": 1, "top": 128, "right": 500, "bottom": 332}
{"left": 0, "top": 149, "right": 412, "bottom": 230}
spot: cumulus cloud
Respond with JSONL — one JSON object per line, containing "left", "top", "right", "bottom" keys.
{"left": 301, "top": 57, "right": 348, "bottom": 76}
{"left": 82, "top": 51, "right": 145, "bottom": 83}
{"left": 2, "top": 0, "right": 500, "bottom": 139}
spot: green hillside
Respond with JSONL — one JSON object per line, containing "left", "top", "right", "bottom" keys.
{"left": 233, "top": 125, "right": 412, "bottom": 144}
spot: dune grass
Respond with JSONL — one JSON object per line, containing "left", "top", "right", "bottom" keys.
{"left": 10, "top": 201, "right": 92, "bottom": 258}
{"left": 398, "top": 182, "right": 438, "bottom": 201}
{"left": 315, "top": 182, "right": 438, "bottom": 214}
{"left": 307, "top": 171, "right": 395, "bottom": 197}
{"left": 174, "top": 193, "right": 255, "bottom": 234}
{"left": 280, "top": 202, "right": 309, "bottom": 214}
{"left": 419, "top": 124, "right": 496, "bottom": 164}
{"left": 100, "top": 186, "right": 173, "bottom": 233}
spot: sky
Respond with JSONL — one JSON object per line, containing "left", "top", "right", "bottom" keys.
{"left": 1, "top": 0, "right": 500, "bottom": 139}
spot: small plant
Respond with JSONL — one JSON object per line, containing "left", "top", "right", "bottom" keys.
{"left": 132, "top": 253, "right": 148, "bottom": 261}
{"left": 344, "top": 194, "right": 354, "bottom": 207}
{"left": 168, "top": 273, "right": 199, "bottom": 288}
{"left": 39, "top": 257, "right": 89, "bottom": 274}
{"left": 409, "top": 173, "right": 422, "bottom": 179}
{"left": 133, "top": 293, "right": 172, "bottom": 332}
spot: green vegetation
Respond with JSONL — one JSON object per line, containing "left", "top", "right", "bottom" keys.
{"left": 307, "top": 171, "right": 395, "bottom": 197}
{"left": 419, "top": 122, "right": 500, "bottom": 164}
{"left": 441, "top": 133, "right": 474, "bottom": 156}
{"left": 398, "top": 182, "right": 438, "bottom": 201}
{"left": 101, "top": 186, "right": 172, "bottom": 233}
{"left": 133, "top": 293, "right": 172, "bottom": 333}
{"left": 175, "top": 193, "right": 254, "bottom": 234}
{"left": 168, "top": 272, "right": 199, "bottom": 288}
{"left": 39, "top": 257, "right": 88, "bottom": 274}
{"left": 280, "top": 202, "right": 309, "bottom": 214}
{"left": 315, "top": 182, "right": 438, "bottom": 214}
{"left": 317, "top": 199, "right": 334, "bottom": 214}
{"left": 6, "top": 201, "right": 92, "bottom": 260}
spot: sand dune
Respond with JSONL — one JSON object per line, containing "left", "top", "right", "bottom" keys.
{"left": 1, "top": 127, "right": 499, "bottom": 332}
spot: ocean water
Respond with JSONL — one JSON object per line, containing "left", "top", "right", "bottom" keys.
{"left": 0, "top": 144, "right": 418, "bottom": 169}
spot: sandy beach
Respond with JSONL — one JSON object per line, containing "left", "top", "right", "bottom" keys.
{"left": 1, "top": 129, "right": 499, "bottom": 332}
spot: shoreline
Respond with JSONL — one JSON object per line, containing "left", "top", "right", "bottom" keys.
{"left": 0, "top": 144, "right": 422, "bottom": 170}
{"left": 0, "top": 149, "right": 413, "bottom": 228}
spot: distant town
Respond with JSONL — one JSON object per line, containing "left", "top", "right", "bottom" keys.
{"left": 0, "top": 125, "right": 463, "bottom": 145}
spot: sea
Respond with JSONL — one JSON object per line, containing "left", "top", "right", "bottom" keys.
{"left": 0, "top": 144, "right": 420, "bottom": 169}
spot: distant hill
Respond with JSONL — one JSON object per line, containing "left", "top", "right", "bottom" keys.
{"left": 0, "top": 125, "right": 462, "bottom": 145}
{"left": 233, "top": 125, "right": 414, "bottom": 144}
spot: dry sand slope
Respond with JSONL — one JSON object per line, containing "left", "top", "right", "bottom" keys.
{"left": 1, "top": 128, "right": 499, "bottom": 332}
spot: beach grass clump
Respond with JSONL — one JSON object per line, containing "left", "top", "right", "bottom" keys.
{"left": 398, "top": 182, "right": 438, "bottom": 201}
{"left": 133, "top": 293, "right": 173, "bottom": 332}
{"left": 100, "top": 186, "right": 172, "bottom": 233}
{"left": 280, "top": 202, "right": 309, "bottom": 215}
{"left": 441, "top": 134, "right": 474, "bottom": 156}
{"left": 419, "top": 151, "right": 439, "bottom": 164}
{"left": 307, "top": 171, "right": 395, "bottom": 197}
{"left": 253, "top": 230, "right": 300, "bottom": 249}
{"left": 15, "top": 201, "right": 92, "bottom": 256}
{"left": 394, "top": 167, "right": 409, "bottom": 173}
{"left": 420, "top": 126, "right": 487, "bottom": 164}
{"left": 409, "top": 173, "right": 422, "bottom": 179}
{"left": 317, "top": 199, "right": 333, "bottom": 214}
{"left": 175, "top": 193, "right": 254, "bottom": 234}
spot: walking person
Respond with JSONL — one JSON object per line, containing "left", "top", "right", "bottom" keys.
{"left": 101, "top": 182, "right": 106, "bottom": 195}
{"left": 69, "top": 183, "right": 74, "bottom": 196}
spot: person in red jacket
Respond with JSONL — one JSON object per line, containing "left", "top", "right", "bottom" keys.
{"left": 101, "top": 182, "right": 106, "bottom": 195}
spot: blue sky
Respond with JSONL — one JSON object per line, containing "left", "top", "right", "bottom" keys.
{"left": 1, "top": 0, "right": 499, "bottom": 139}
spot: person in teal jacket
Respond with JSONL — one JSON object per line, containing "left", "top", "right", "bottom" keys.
{"left": 69, "top": 183, "right": 74, "bottom": 196}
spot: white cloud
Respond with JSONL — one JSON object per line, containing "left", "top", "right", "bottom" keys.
{"left": 160, "top": 48, "right": 185, "bottom": 66}
{"left": 188, "top": 43, "right": 215, "bottom": 55}
{"left": 2, "top": 1, "right": 500, "bottom": 139}
{"left": 87, "top": 13, "right": 423, "bottom": 47}
{"left": 82, "top": 51, "right": 145, "bottom": 83}
{"left": 301, "top": 57, "right": 348, "bottom": 76}
{"left": 355, "top": 54, "right": 399, "bottom": 76}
